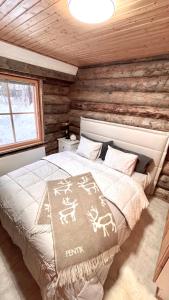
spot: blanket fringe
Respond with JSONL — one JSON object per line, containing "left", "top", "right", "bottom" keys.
{"left": 57, "top": 245, "right": 119, "bottom": 287}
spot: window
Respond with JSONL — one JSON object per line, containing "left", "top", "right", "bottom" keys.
{"left": 0, "top": 73, "right": 43, "bottom": 154}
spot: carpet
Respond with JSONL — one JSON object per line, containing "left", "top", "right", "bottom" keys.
{"left": 104, "top": 265, "right": 156, "bottom": 300}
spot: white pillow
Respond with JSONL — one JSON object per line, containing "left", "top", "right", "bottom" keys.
{"left": 76, "top": 136, "right": 102, "bottom": 160}
{"left": 104, "top": 146, "right": 138, "bottom": 176}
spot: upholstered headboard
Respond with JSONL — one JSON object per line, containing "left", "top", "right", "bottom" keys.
{"left": 80, "top": 117, "right": 169, "bottom": 195}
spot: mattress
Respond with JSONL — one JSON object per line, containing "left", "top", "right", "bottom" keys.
{"left": 131, "top": 172, "right": 151, "bottom": 190}
{"left": 0, "top": 151, "right": 148, "bottom": 300}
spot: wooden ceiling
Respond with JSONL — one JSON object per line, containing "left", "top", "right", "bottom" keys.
{"left": 0, "top": 0, "right": 169, "bottom": 67}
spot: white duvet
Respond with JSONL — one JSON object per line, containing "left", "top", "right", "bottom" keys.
{"left": 0, "top": 151, "right": 149, "bottom": 300}
{"left": 44, "top": 152, "right": 149, "bottom": 229}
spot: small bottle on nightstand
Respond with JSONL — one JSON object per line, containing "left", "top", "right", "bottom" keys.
{"left": 65, "top": 128, "right": 70, "bottom": 139}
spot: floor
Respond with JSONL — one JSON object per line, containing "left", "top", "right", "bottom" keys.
{"left": 0, "top": 196, "right": 168, "bottom": 300}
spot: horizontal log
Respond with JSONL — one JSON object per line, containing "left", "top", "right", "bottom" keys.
{"left": 162, "top": 161, "right": 169, "bottom": 176}
{"left": 45, "top": 123, "right": 68, "bottom": 134}
{"left": 70, "top": 90, "right": 169, "bottom": 108}
{"left": 44, "top": 104, "right": 70, "bottom": 114}
{"left": 155, "top": 187, "right": 169, "bottom": 202}
{"left": 69, "top": 109, "right": 169, "bottom": 132}
{"left": 78, "top": 60, "right": 169, "bottom": 80}
{"left": 45, "top": 141, "right": 58, "bottom": 154}
{"left": 43, "top": 83, "right": 69, "bottom": 95}
{"left": 71, "top": 101, "right": 169, "bottom": 120}
{"left": 69, "top": 125, "right": 80, "bottom": 136}
{"left": 72, "top": 76, "right": 169, "bottom": 93}
{"left": 43, "top": 95, "right": 70, "bottom": 104}
{"left": 45, "top": 131, "right": 65, "bottom": 143}
{"left": 157, "top": 175, "right": 169, "bottom": 191}
{"left": 69, "top": 116, "right": 80, "bottom": 128}
{"left": 43, "top": 78, "right": 71, "bottom": 86}
{"left": 44, "top": 114, "right": 68, "bottom": 125}
{"left": 0, "top": 56, "right": 75, "bottom": 82}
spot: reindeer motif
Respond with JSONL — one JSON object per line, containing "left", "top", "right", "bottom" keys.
{"left": 53, "top": 179, "right": 72, "bottom": 196}
{"left": 59, "top": 197, "right": 78, "bottom": 225}
{"left": 44, "top": 203, "right": 50, "bottom": 219}
{"left": 99, "top": 195, "right": 107, "bottom": 207}
{"left": 87, "top": 207, "right": 116, "bottom": 237}
{"left": 77, "top": 176, "right": 99, "bottom": 195}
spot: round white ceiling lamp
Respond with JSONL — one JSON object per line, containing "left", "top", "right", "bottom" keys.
{"left": 68, "top": 0, "right": 115, "bottom": 24}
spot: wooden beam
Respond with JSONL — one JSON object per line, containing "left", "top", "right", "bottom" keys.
{"left": 78, "top": 60, "right": 169, "bottom": 80}
{"left": 71, "top": 101, "right": 169, "bottom": 120}
{"left": 43, "top": 83, "right": 69, "bottom": 95}
{"left": 43, "top": 95, "right": 70, "bottom": 104}
{"left": 69, "top": 109, "right": 169, "bottom": 131}
{"left": 72, "top": 76, "right": 169, "bottom": 93}
{"left": 44, "top": 104, "right": 70, "bottom": 114}
{"left": 44, "top": 113, "right": 68, "bottom": 125}
{"left": 45, "top": 131, "right": 65, "bottom": 143}
{"left": 45, "top": 123, "right": 68, "bottom": 134}
{"left": 70, "top": 90, "right": 169, "bottom": 108}
{"left": 0, "top": 56, "right": 76, "bottom": 82}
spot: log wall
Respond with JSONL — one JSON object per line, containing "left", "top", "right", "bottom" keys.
{"left": 43, "top": 80, "right": 70, "bottom": 154}
{"left": 69, "top": 60, "right": 169, "bottom": 201}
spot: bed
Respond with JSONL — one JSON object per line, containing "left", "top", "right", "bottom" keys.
{"left": 0, "top": 118, "right": 168, "bottom": 300}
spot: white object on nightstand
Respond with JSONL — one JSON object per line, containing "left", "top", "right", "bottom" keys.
{"left": 58, "top": 137, "right": 79, "bottom": 152}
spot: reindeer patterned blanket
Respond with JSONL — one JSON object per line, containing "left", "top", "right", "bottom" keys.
{"left": 36, "top": 172, "right": 119, "bottom": 287}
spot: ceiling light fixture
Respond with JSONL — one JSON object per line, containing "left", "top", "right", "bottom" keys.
{"left": 68, "top": 0, "right": 115, "bottom": 24}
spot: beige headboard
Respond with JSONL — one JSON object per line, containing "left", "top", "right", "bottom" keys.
{"left": 80, "top": 117, "right": 169, "bottom": 195}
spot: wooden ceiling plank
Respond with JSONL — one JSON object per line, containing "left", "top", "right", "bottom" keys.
{"left": 31, "top": 35, "right": 169, "bottom": 66}
{"left": 65, "top": 39, "right": 169, "bottom": 63}
{"left": 0, "top": 0, "right": 58, "bottom": 36}
{"left": 65, "top": 37, "right": 169, "bottom": 60}
{"left": 0, "top": 0, "right": 41, "bottom": 31}
{"left": 0, "top": 0, "right": 23, "bottom": 19}
{"left": 76, "top": 46, "right": 169, "bottom": 67}
{"left": 0, "top": 0, "right": 169, "bottom": 66}
{"left": 0, "top": 2, "right": 60, "bottom": 40}
{"left": 4, "top": 0, "right": 167, "bottom": 42}
{"left": 2, "top": 2, "right": 162, "bottom": 43}
{"left": 12, "top": 3, "right": 169, "bottom": 51}
{"left": 27, "top": 16, "right": 169, "bottom": 54}
{"left": 65, "top": 23, "right": 169, "bottom": 54}
{"left": 10, "top": 13, "right": 63, "bottom": 44}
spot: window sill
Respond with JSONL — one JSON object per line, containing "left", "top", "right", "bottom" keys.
{"left": 0, "top": 142, "right": 45, "bottom": 157}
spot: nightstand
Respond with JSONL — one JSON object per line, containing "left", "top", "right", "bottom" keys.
{"left": 58, "top": 137, "right": 79, "bottom": 153}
